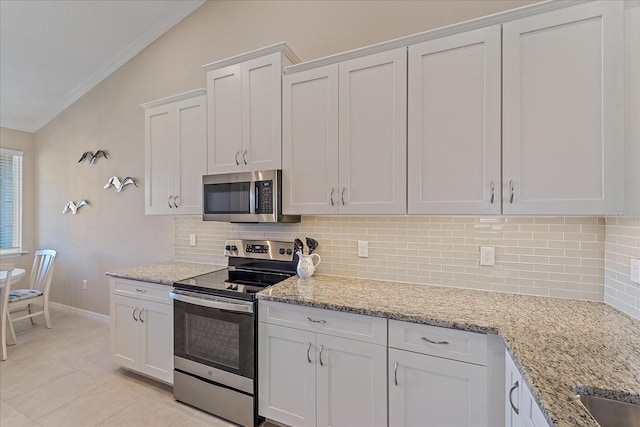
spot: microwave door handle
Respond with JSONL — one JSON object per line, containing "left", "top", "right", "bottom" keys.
{"left": 250, "top": 182, "right": 256, "bottom": 214}
{"left": 170, "top": 292, "right": 254, "bottom": 314}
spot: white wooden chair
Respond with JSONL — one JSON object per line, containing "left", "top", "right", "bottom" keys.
{"left": 8, "top": 249, "right": 57, "bottom": 331}
{"left": 1, "top": 263, "right": 15, "bottom": 361}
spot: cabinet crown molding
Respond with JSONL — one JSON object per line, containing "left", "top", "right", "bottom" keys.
{"left": 140, "top": 88, "right": 206, "bottom": 109}
{"left": 285, "top": 0, "right": 583, "bottom": 74}
{"left": 202, "top": 42, "right": 300, "bottom": 72}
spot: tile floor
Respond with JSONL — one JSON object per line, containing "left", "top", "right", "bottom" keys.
{"left": 0, "top": 309, "right": 238, "bottom": 427}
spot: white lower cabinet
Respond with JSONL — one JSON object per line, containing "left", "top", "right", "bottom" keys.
{"left": 258, "top": 301, "right": 387, "bottom": 427}
{"left": 505, "top": 349, "right": 549, "bottom": 427}
{"left": 388, "top": 320, "right": 488, "bottom": 427}
{"left": 109, "top": 278, "right": 173, "bottom": 384}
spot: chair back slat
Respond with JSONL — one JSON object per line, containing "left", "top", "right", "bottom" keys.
{"left": 29, "top": 250, "right": 57, "bottom": 294}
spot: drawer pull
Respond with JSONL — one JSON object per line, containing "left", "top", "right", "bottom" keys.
{"left": 306, "top": 343, "right": 312, "bottom": 363}
{"left": 135, "top": 288, "right": 146, "bottom": 293}
{"left": 307, "top": 317, "right": 326, "bottom": 324}
{"left": 509, "top": 381, "right": 520, "bottom": 415}
{"left": 421, "top": 336, "right": 449, "bottom": 345}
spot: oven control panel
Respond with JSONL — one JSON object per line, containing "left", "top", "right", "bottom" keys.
{"left": 224, "top": 239, "right": 295, "bottom": 261}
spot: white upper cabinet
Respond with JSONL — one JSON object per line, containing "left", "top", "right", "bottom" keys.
{"left": 282, "top": 65, "right": 339, "bottom": 215}
{"left": 283, "top": 48, "right": 407, "bottom": 215}
{"left": 502, "top": 1, "right": 624, "bottom": 215}
{"left": 205, "top": 44, "right": 299, "bottom": 174}
{"left": 408, "top": 26, "right": 501, "bottom": 215}
{"left": 143, "top": 89, "right": 207, "bottom": 215}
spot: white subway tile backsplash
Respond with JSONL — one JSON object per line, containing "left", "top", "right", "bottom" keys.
{"left": 605, "top": 217, "right": 640, "bottom": 321}
{"left": 173, "top": 215, "right": 623, "bottom": 303}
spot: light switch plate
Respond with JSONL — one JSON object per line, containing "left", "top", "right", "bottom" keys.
{"left": 357, "top": 240, "right": 368, "bottom": 258}
{"left": 480, "top": 246, "right": 495, "bottom": 266}
{"left": 189, "top": 234, "right": 197, "bottom": 247}
{"left": 631, "top": 258, "right": 640, "bottom": 284}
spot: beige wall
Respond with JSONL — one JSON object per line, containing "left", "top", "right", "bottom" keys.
{"left": 0, "top": 127, "right": 36, "bottom": 277}
{"left": 34, "top": 0, "right": 538, "bottom": 315}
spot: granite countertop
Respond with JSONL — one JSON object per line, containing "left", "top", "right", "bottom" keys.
{"left": 105, "top": 261, "right": 224, "bottom": 285}
{"left": 257, "top": 275, "right": 640, "bottom": 427}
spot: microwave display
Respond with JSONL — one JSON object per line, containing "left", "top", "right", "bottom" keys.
{"left": 255, "top": 181, "right": 273, "bottom": 214}
{"left": 205, "top": 182, "right": 250, "bottom": 214}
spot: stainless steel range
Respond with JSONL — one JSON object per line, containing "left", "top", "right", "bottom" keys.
{"left": 170, "top": 239, "right": 297, "bottom": 427}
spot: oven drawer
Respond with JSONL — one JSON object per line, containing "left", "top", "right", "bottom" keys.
{"left": 389, "top": 319, "right": 488, "bottom": 366}
{"left": 110, "top": 278, "right": 172, "bottom": 304}
{"left": 258, "top": 300, "right": 386, "bottom": 345}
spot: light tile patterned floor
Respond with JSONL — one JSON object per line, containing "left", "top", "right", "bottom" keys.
{"left": 0, "top": 309, "right": 237, "bottom": 427}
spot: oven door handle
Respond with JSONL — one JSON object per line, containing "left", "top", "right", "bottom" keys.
{"left": 170, "top": 291, "right": 254, "bottom": 314}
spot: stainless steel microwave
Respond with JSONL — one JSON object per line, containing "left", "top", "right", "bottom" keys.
{"left": 202, "top": 170, "right": 300, "bottom": 223}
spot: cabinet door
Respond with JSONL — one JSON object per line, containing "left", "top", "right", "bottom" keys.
{"left": 242, "top": 52, "right": 283, "bottom": 171}
{"left": 503, "top": 1, "right": 624, "bottom": 214}
{"left": 338, "top": 48, "right": 407, "bottom": 214}
{"left": 144, "top": 104, "right": 173, "bottom": 214}
{"left": 408, "top": 26, "right": 501, "bottom": 214}
{"left": 173, "top": 95, "right": 207, "bottom": 215}
{"left": 138, "top": 300, "right": 173, "bottom": 384}
{"left": 207, "top": 64, "right": 242, "bottom": 174}
{"left": 316, "top": 334, "right": 387, "bottom": 427}
{"left": 110, "top": 294, "right": 140, "bottom": 371}
{"left": 258, "top": 323, "right": 316, "bottom": 427}
{"left": 282, "top": 65, "right": 339, "bottom": 214}
{"left": 389, "top": 348, "right": 488, "bottom": 427}
{"left": 521, "top": 383, "right": 550, "bottom": 427}
{"left": 505, "top": 350, "right": 524, "bottom": 427}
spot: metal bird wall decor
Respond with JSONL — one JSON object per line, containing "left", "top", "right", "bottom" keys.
{"left": 62, "top": 200, "right": 89, "bottom": 214}
{"left": 104, "top": 176, "right": 138, "bottom": 192}
{"left": 78, "top": 150, "right": 108, "bottom": 165}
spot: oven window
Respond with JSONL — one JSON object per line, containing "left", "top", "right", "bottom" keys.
{"left": 174, "top": 299, "right": 254, "bottom": 379}
{"left": 186, "top": 313, "right": 239, "bottom": 369}
{"left": 204, "top": 182, "right": 250, "bottom": 214}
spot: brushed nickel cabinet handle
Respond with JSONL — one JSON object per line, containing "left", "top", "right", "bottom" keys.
{"left": 330, "top": 188, "right": 335, "bottom": 206}
{"left": 319, "top": 345, "right": 324, "bottom": 366}
{"left": 510, "top": 180, "right": 515, "bottom": 204}
{"left": 307, "top": 317, "right": 326, "bottom": 324}
{"left": 243, "top": 150, "right": 247, "bottom": 165}
{"left": 132, "top": 308, "right": 139, "bottom": 322}
{"left": 174, "top": 195, "right": 180, "bottom": 208}
{"left": 490, "top": 180, "right": 495, "bottom": 204}
{"left": 509, "top": 380, "right": 520, "bottom": 415}
{"left": 341, "top": 188, "right": 345, "bottom": 205}
{"left": 306, "top": 343, "right": 312, "bottom": 363}
{"left": 394, "top": 361, "right": 398, "bottom": 386}
{"left": 235, "top": 150, "right": 240, "bottom": 165}
{"left": 139, "top": 308, "right": 145, "bottom": 323}
{"left": 168, "top": 196, "right": 174, "bottom": 208}
{"left": 421, "top": 336, "right": 449, "bottom": 345}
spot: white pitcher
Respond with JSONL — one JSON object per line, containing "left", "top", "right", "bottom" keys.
{"left": 296, "top": 251, "right": 321, "bottom": 279}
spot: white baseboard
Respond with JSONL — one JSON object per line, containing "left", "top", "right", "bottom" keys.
{"left": 49, "top": 302, "right": 110, "bottom": 323}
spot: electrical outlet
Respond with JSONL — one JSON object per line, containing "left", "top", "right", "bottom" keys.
{"left": 357, "top": 240, "right": 369, "bottom": 258}
{"left": 82, "top": 279, "right": 88, "bottom": 290}
{"left": 480, "top": 246, "right": 495, "bottom": 266}
{"left": 631, "top": 258, "right": 640, "bottom": 284}
{"left": 189, "top": 234, "right": 197, "bottom": 247}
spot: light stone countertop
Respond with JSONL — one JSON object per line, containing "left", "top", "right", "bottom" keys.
{"left": 257, "top": 275, "right": 640, "bottom": 427}
{"left": 105, "top": 261, "right": 224, "bottom": 285}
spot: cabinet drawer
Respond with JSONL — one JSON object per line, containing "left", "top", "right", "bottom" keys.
{"left": 110, "top": 278, "right": 171, "bottom": 304}
{"left": 259, "top": 301, "right": 387, "bottom": 345}
{"left": 389, "top": 320, "right": 487, "bottom": 366}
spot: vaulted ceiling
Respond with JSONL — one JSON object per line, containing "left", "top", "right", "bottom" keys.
{"left": 0, "top": 0, "right": 205, "bottom": 133}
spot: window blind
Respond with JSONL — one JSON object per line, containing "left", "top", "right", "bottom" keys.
{"left": 0, "top": 148, "right": 23, "bottom": 253}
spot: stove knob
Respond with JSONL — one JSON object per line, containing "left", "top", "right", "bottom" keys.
{"left": 231, "top": 245, "right": 237, "bottom": 251}
{"left": 225, "top": 245, "right": 231, "bottom": 251}
{"left": 286, "top": 249, "right": 293, "bottom": 255}
{"left": 279, "top": 248, "right": 285, "bottom": 255}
